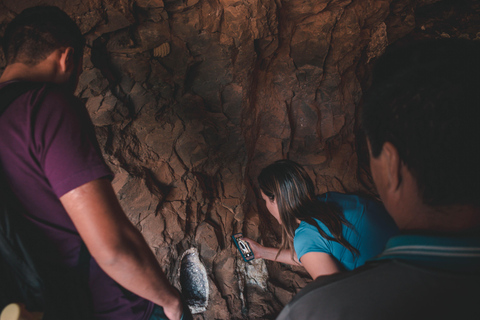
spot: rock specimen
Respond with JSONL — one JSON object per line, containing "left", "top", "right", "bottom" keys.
{"left": 179, "top": 248, "right": 209, "bottom": 314}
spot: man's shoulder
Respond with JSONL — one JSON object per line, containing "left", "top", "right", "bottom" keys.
{"left": 36, "top": 83, "right": 79, "bottom": 107}
{"left": 23, "top": 83, "right": 86, "bottom": 125}
{"left": 0, "top": 81, "right": 79, "bottom": 115}
{"left": 277, "top": 259, "right": 480, "bottom": 320}
{"left": 289, "top": 259, "right": 385, "bottom": 301}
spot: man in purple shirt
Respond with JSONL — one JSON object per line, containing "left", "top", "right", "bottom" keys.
{"left": 0, "top": 6, "right": 187, "bottom": 320}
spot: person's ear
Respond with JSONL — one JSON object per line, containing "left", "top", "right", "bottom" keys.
{"left": 58, "top": 47, "right": 75, "bottom": 74}
{"left": 382, "top": 142, "right": 402, "bottom": 191}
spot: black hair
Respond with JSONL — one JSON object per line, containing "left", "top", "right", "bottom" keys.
{"left": 2, "top": 6, "right": 85, "bottom": 66}
{"left": 258, "top": 159, "right": 358, "bottom": 260}
{"left": 362, "top": 39, "right": 480, "bottom": 206}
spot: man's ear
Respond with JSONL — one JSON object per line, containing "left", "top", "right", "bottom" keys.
{"left": 382, "top": 142, "right": 402, "bottom": 191}
{"left": 58, "top": 47, "right": 75, "bottom": 74}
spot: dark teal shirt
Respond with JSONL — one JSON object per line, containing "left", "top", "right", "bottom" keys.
{"left": 294, "top": 192, "right": 398, "bottom": 271}
{"left": 373, "top": 233, "right": 480, "bottom": 273}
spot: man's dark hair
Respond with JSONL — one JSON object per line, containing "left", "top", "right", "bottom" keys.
{"left": 362, "top": 39, "right": 480, "bottom": 207}
{"left": 2, "top": 6, "right": 85, "bottom": 66}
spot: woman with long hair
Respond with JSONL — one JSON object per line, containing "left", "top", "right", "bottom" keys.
{"left": 243, "top": 159, "right": 398, "bottom": 279}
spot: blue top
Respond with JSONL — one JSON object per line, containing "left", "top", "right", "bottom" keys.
{"left": 294, "top": 192, "right": 398, "bottom": 271}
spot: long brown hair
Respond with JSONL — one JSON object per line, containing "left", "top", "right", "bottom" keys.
{"left": 258, "top": 159, "right": 358, "bottom": 260}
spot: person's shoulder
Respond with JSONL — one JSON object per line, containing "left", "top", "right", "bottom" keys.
{"left": 318, "top": 191, "right": 363, "bottom": 202}
{"left": 295, "top": 259, "right": 388, "bottom": 297}
{"left": 278, "top": 258, "right": 480, "bottom": 320}
{"left": 296, "top": 219, "right": 319, "bottom": 231}
{"left": 295, "top": 218, "right": 330, "bottom": 242}
{"left": 322, "top": 192, "right": 388, "bottom": 213}
{"left": 318, "top": 192, "right": 366, "bottom": 210}
{"left": 277, "top": 260, "right": 397, "bottom": 320}
{"left": 295, "top": 217, "right": 327, "bottom": 239}
{"left": 39, "top": 83, "right": 79, "bottom": 105}
{"left": 31, "top": 83, "right": 84, "bottom": 119}
{"left": 294, "top": 216, "right": 331, "bottom": 250}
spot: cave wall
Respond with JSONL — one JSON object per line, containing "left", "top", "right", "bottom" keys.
{"left": 1, "top": 0, "right": 478, "bottom": 318}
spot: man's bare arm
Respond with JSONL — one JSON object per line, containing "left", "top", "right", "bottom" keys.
{"left": 60, "top": 178, "right": 182, "bottom": 320}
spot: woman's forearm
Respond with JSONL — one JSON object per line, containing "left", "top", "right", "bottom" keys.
{"left": 259, "top": 247, "right": 300, "bottom": 266}
{"left": 241, "top": 237, "right": 301, "bottom": 266}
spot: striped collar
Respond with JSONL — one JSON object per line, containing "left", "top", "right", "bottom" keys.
{"left": 372, "top": 233, "right": 480, "bottom": 273}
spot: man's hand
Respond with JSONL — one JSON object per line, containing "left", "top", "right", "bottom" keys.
{"left": 162, "top": 290, "right": 183, "bottom": 320}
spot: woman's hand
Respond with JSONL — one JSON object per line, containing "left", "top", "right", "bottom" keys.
{"left": 240, "top": 237, "right": 301, "bottom": 266}
{"left": 241, "top": 236, "right": 265, "bottom": 259}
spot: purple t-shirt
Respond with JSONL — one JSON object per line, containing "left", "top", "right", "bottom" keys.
{"left": 0, "top": 81, "right": 154, "bottom": 319}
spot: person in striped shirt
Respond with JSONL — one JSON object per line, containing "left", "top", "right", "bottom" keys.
{"left": 276, "top": 39, "right": 480, "bottom": 320}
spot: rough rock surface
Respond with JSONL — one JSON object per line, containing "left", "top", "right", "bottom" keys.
{"left": 0, "top": 0, "right": 478, "bottom": 318}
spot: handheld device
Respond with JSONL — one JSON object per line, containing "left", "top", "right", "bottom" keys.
{"left": 232, "top": 233, "right": 255, "bottom": 262}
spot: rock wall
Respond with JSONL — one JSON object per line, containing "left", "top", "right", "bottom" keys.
{"left": 1, "top": 0, "right": 478, "bottom": 318}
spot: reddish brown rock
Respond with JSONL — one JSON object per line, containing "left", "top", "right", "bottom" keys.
{"left": 0, "top": 0, "right": 477, "bottom": 318}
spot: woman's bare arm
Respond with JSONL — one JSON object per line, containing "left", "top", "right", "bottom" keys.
{"left": 242, "top": 237, "right": 341, "bottom": 279}
{"left": 300, "top": 252, "right": 341, "bottom": 279}
{"left": 241, "top": 237, "right": 301, "bottom": 266}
